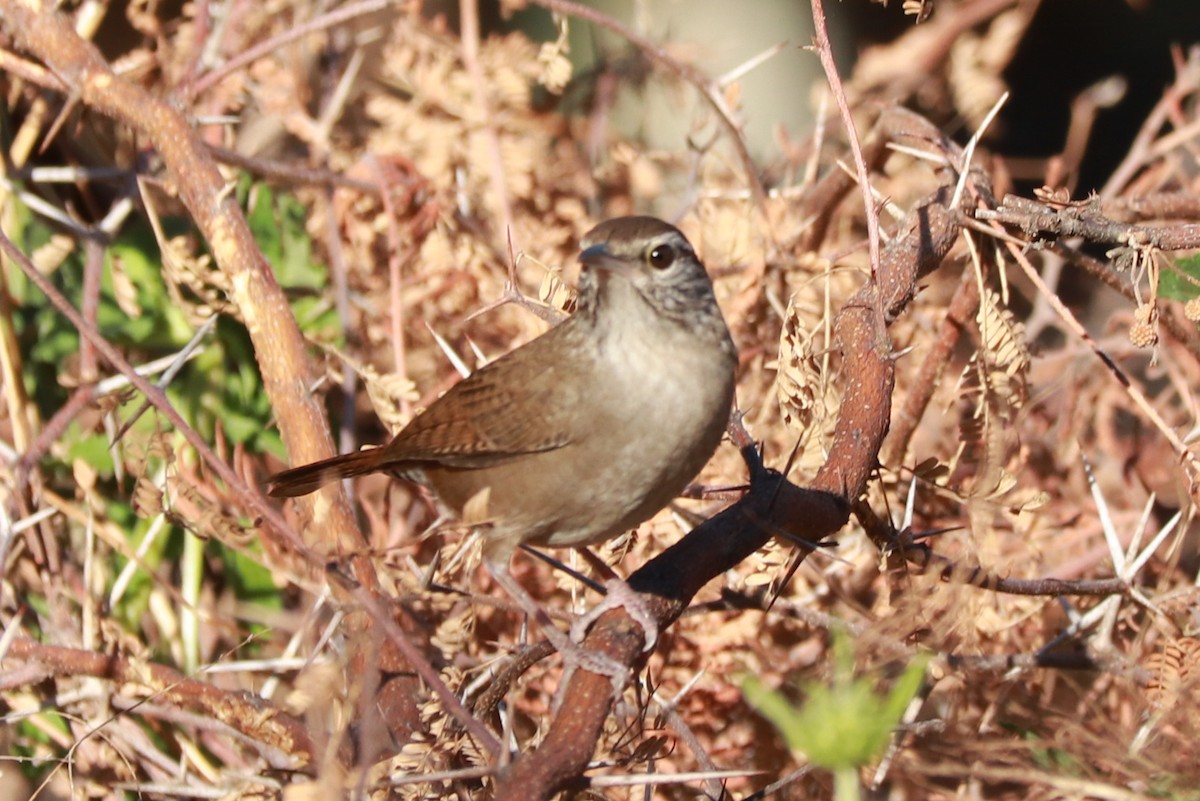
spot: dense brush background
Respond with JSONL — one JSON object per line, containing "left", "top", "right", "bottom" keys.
{"left": 2, "top": 0, "right": 1200, "bottom": 799}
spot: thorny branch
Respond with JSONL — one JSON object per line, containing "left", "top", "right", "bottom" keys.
{"left": 978, "top": 194, "right": 1200, "bottom": 251}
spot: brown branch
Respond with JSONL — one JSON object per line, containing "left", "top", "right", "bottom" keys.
{"left": 1101, "top": 46, "right": 1200, "bottom": 198}
{"left": 849, "top": 0, "right": 1019, "bottom": 103}
{"left": 796, "top": 105, "right": 957, "bottom": 253}
{"left": 882, "top": 267, "right": 980, "bottom": 468}
{"left": 809, "top": 0, "right": 881, "bottom": 279}
{"left": 0, "top": 0, "right": 362, "bottom": 555}
{"left": 969, "top": 189, "right": 1200, "bottom": 483}
{"left": 1045, "top": 240, "right": 1200, "bottom": 361}
{"left": 459, "top": 0, "right": 515, "bottom": 248}
{"left": 0, "top": 229, "right": 309, "bottom": 561}
{"left": 795, "top": 117, "right": 891, "bottom": 253}
{"left": 12, "top": 384, "right": 96, "bottom": 568}
{"left": 208, "top": 145, "right": 383, "bottom": 194}
{"left": 810, "top": 186, "right": 962, "bottom": 504}
{"left": 3, "top": 638, "right": 320, "bottom": 771}
{"left": 1, "top": 231, "right": 433, "bottom": 758}
{"left": 883, "top": 534, "right": 1130, "bottom": 598}
{"left": 971, "top": 190, "right": 1200, "bottom": 376}
{"left": 494, "top": 466, "right": 848, "bottom": 800}
{"left": 184, "top": 0, "right": 392, "bottom": 98}
{"left": 0, "top": 44, "right": 60, "bottom": 88}
{"left": 977, "top": 576, "right": 1127, "bottom": 597}
{"left": 0, "top": 226, "right": 491, "bottom": 762}
{"left": 986, "top": 223, "right": 1200, "bottom": 505}
{"left": 944, "top": 650, "right": 1128, "bottom": 676}
{"left": 978, "top": 194, "right": 1200, "bottom": 251}
{"left": 471, "top": 640, "right": 557, "bottom": 719}
{"left": 962, "top": 208, "right": 1200, "bottom": 362}
{"left": 1100, "top": 191, "right": 1200, "bottom": 223}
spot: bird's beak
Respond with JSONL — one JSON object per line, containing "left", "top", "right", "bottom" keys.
{"left": 579, "top": 243, "right": 631, "bottom": 276}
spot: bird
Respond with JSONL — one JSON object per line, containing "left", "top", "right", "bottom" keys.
{"left": 267, "top": 216, "right": 737, "bottom": 673}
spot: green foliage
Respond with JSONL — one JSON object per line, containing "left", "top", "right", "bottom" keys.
{"left": 743, "top": 634, "right": 928, "bottom": 770}
{"left": 1008, "top": 725, "right": 1083, "bottom": 773}
{"left": 104, "top": 227, "right": 196, "bottom": 348}
{"left": 7, "top": 179, "right": 329, "bottom": 628}
{"left": 241, "top": 177, "right": 340, "bottom": 339}
{"left": 218, "top": 541, "right": 282, "bottom": 608}
{"left": 110, "top": 515, "right": 170, "bottom": 631}
{"left": 175, "top": 315, "right": 282, "bottom": 455}
{"left": 13, "top": 714, "right": 69, "bottom": 782}
{"left": 8, "top": 177, "right": 338, "bottom": 478}
{"left": 65, "top": 419, "right": 115, "bottom": 475}
{"left": 1162, "top": 254, "right": 1200, "bottom": 302}
{"left": 9, "top": 216, "right": 196, "bottom": 420}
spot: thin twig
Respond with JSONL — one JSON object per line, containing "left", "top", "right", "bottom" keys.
{"left": 808, "top": 0, "right": 881, "bottom": 281}
{"left": 984, "top": 223, "right": 1200, "bottom": 497}
{"left": 460, "top": 0, "right": 516, "bottom": 249}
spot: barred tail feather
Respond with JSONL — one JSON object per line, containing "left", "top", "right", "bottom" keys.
{"left": 266, "top": 449, "right": 385, "bottom": 497}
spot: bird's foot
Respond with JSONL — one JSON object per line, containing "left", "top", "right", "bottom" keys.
{"left": 486, "top": 559, "right": 632, "bottom": 689}
{"left": 570, "top": 578, "right": 658, "bottom": 653}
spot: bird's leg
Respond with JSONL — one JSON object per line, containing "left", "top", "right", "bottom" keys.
{"left": 485, "top": 558, "right": 632, "bottom": 688}
{"left": 570, "top": 548, "right": 658, "bottom": 652}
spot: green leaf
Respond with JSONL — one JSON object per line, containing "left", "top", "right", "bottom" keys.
{"left": 245, "top": 180, "right": 327, "bottom": 289}
{"left": 218, "top": 542, "right": 282, "bottom": 607}
{"left": 246, "top": 182, "right": 282, "bottom": 266}
{"left": 220, "top": 406, "right": 269, "bottom": 444}
{"left": 66, "top": 427, "right": 115, "bottom": 476}
{"left": 29, "top": 324, "right": 78, "bottom": 365}
{"left": 742, "top": 675, "right": 809, "bottom": 752}
{"left": 743, "top": 633, "right": 929, "bottom": 771}
{"left": 110, "top": 515, "right": 176, "bottom": 630}
{"left": 1162, "top": 254, "right": 1200, "bottom": 302}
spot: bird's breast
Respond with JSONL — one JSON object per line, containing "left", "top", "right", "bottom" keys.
{"left": 429, "top": 305, "right": 736, "bottom": 555}
{"left": 527, "top": 316, "right": 735, "bottom": 545}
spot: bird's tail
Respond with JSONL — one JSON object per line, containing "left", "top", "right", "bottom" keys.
{"left": 266, "top": 448, "right": 385, "bottom": 497}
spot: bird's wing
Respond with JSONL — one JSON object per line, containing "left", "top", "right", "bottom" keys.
{"left": 383, "top": 328, "right": 583, "bottom": 468}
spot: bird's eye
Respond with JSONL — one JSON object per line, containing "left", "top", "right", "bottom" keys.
{"left": 646, "top": 244, "right": 676, "bottom": 270}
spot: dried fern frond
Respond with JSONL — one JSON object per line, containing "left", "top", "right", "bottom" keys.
{"left": 775, "top": 292, "right": 824, "bottom": 437}
{"left": 948, "top": 288, "right": 1030, "bottom": 499}
{"left": 1145, "top": 636, "right": 1200, "bottom": 710}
